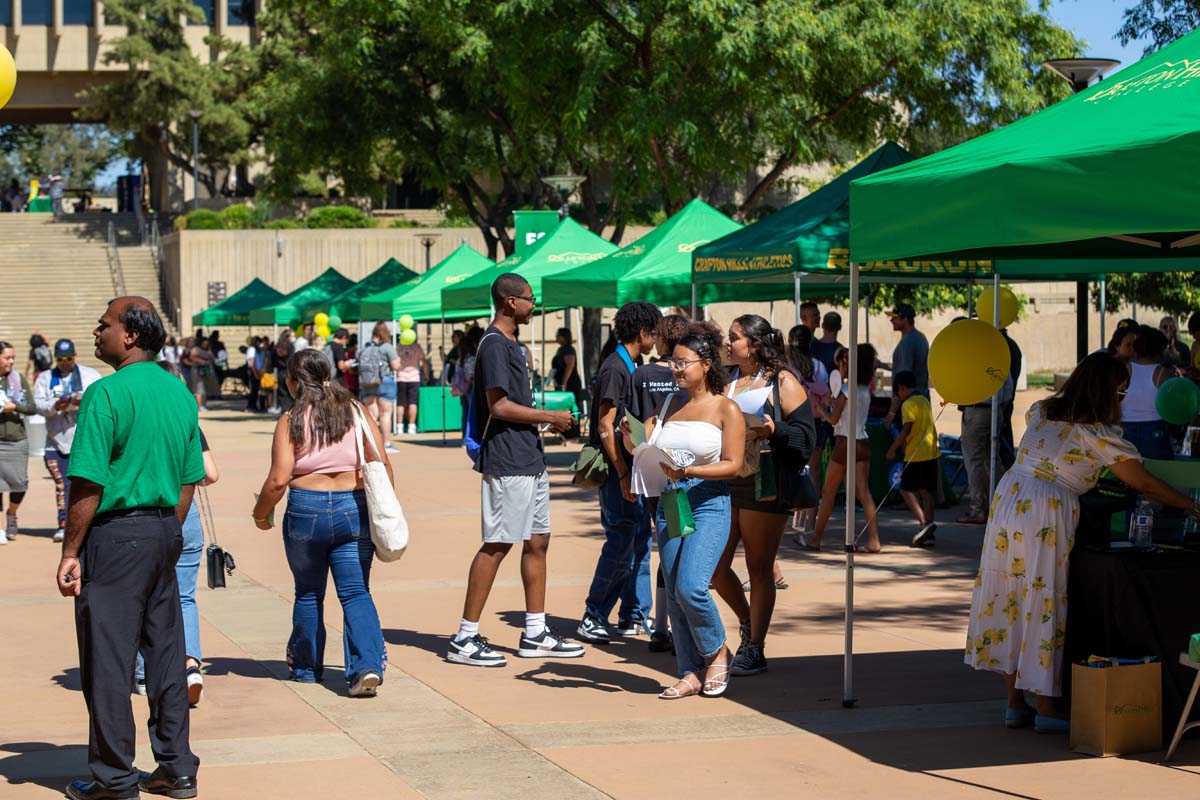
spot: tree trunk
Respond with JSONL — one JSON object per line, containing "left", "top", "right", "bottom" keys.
{"left": 582, "top": 307, "right": 602, "bottom": 387}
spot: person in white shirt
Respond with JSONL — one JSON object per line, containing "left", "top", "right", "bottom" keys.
{"left": 294, "top": 323, "right": 314, "bottom": 352}
{"left": 33, "top": 339, "right": 101, "bottom": 541}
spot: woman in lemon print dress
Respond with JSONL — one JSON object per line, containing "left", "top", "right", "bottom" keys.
{"left": 965, "top": 353, "right": 1200, "bottom": 733}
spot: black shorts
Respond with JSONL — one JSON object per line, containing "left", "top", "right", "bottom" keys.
{"left": 396, "top": 381, "right": 421, "bottom": 407}
{"left": 900, "top": 458, "right": 939, "bottom": 493}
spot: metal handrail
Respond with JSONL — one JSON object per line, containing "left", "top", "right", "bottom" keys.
{"left": 149, "top": 220, "right": 181, "bottom": 330}
{"left": 106, "top": 221, "right": 127, "bottom": 297}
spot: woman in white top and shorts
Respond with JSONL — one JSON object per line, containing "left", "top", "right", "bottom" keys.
{"left": 1119, "top": 325, "right": 1174, "bottom": 460}
{"left": 625, "top": 325, "right": 745, "bottom": 699}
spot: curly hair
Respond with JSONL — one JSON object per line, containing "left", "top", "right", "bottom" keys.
{"left": 287, "top": 348, "right": 357, "bottom": 452}
{"left": 658, "top": 314, "right": 691, "bottom": 355}
{"left": 733, "top": 314, "right": 785, "bottom": 376}
{"left": 677, "top": 322, "right": 727, "bottom": 395}
{"left": 614, "top": 301, "right": 664, "bottom": 344}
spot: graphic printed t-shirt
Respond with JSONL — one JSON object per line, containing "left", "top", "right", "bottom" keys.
{"left": 474, "top": 326, "right": 544, "bottom": 477}
{"left": 396, "top": 344, "right": 425, "bottom": 383}
{"left": 587, "top": 348, "right": 639, "bottom": 465}
{"left": 69, "top": 361, "right": 205, "bottom": 514}
{"left": 629, "top": 362, "right": 678, "bottom": 423}
{"left": 892, "top": 329, "right": 930, "bottom": 397}
{"left": 900, "top": 394, "right": 939, "bottom": 463}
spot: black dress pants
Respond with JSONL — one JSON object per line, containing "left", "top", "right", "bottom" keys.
{"left": 75, "top": 509, "right": 199, "bottom": 792}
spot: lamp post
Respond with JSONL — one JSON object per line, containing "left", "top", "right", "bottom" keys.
{"left": 1043, "top": 58, "right": 1120, "bottom": 362}
{"left": 419, "top": 233, "right": 441, "bottom": 353}
{"left": 541, "top": 174, "right": 585, "bottom": 220}
{"left": 189, "top": 109, "right": 202, "bottom": 211}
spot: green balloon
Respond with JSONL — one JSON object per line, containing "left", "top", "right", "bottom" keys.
{"left": 398, "top": 314, "right": 415, "bottom": 331}
{"left": 1155, "top": 377, "right": 1200, "bottom": 425}
{"left": 327, "top": 315, "right": 342, "bottom": 329}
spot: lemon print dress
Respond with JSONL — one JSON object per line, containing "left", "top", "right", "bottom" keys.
{"left": 965, "top": 401, "right": 1140, "bottom": 696}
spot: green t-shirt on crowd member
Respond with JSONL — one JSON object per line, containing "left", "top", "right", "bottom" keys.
{"left": 68, "top": 361, "right": 205, "bottom": 515}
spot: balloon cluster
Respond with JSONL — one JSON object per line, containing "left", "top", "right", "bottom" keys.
{"left": 398, "top": 314, "right": 417, "bottom": 346}
{"left": 297, "top": 312, "right": 343, "bottom": 340}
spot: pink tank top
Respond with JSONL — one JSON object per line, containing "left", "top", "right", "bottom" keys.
{"left": 293, "top": 425, "right": 360, "bottom": 475}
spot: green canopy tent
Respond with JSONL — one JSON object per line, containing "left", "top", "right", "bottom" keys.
{"left": 359, "top": 244, "right": 494, "bottom": 322}
{"left": 191, "top": 278, "right": 284, "bottom": 327}
{"left": 310, "top": 258, "right": 420, "bottom": 323}
{"left": 828, "top": 32, "right": 1200, "bottom": 709}
{"left": 542, "top": 198, "right": 747, "bottom": 308}
{"left": 248, "top": 268, "right": 356, "bottom": 327}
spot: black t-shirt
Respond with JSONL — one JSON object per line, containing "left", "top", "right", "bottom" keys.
{"left": 474, "top": 326, "right": 544, "bottom": 477}
{"left": 587, "top": 349, "right": 640, "bottom": 464}
{"left": 629, "top": 362, "right": 678, "bottom": 422}
{"left": 551, "top": 344, "right": 582, "bottom": 392}
{"left": 811, "top": 339, "right": 842, "bottom": 377}
{"left": 327, "top": 342, "right": 347, "bottom": 382}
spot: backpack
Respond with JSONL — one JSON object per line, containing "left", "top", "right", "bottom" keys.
{"left": 358, "top": 341, "right": 385, "bottom": 387}
{"left": 32, "top": 345, "right": 52, "bottom": 372}
{"left": 464, "top": 333, "right": 501, "bottom": 464}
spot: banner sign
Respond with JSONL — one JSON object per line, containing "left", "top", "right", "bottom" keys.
{"left": 515, "top": 211, "right": 561, "bottom": 256}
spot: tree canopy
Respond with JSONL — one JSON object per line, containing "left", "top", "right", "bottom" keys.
{"left": 0, "top": 125, "right": 127, "bottom": 189}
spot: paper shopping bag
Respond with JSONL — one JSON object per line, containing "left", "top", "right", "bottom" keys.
{"left": 1070, "top": 659, "right": 1162, "bottom": 757}
{"left": 662, "top": 487, "right": 696, "bottom": 538}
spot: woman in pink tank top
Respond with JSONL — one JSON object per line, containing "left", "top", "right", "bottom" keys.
{"left": 252, "top": 349, "right": 394, "bottom": 698}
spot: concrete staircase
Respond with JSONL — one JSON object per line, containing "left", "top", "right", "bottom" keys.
{"left": 0, "top": 213, "right": 167, "bottom": 372}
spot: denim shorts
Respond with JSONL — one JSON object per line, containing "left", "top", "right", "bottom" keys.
{"left": 361, "top": 375, "right": 397, "bottom": 400}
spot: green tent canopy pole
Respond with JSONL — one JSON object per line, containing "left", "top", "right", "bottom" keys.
{"left": 441, "top": 310, "right": 447, "bottom": 447}
{"left": 844, "top": 260, "right": 861, "bottom": 709}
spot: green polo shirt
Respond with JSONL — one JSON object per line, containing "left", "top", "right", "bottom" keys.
{"left": 68, "top": 361, "right": 205, "bottom": 515}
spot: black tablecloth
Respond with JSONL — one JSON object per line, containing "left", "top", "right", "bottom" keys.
{"left": 1066, "top": 545, "right": 1200, "bottom": 737}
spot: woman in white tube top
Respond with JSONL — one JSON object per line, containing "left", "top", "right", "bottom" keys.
{"left": 624, "top": 325, "right": 744, "bottom": 700}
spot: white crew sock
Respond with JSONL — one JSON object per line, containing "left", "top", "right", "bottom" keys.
{"left": 456, "top": 618, "right": 479, "bottom": 642}
{"left": 525, "top": 612, "right": 546, "bottom": 639}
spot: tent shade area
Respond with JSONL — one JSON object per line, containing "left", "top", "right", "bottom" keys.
{"left": 542, "top": 198, "right": 745, "bottom": 307}
{"left": 311, "top": 258, "right": 419, "bottom": 323}
{"left": 850, "top": 30, "right": 1200, "bottom": 270}
{"left": 441, "top": 218, "right": 617, "bottom": 311}
{"left": 191, "top": 278, "right": 284, "bottom": 327}
{"left": 359, "top": 244, "right": 494, "bottom": 322}
{"left": 248, "top": 268, "right": 357, "bottom": 326}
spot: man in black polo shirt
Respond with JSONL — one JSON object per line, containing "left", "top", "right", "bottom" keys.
{"left": 57, "top": 298, "right": 203, "bottom": 800}
{"left": 577, "top": 302, "right": 663, "bottom": 644}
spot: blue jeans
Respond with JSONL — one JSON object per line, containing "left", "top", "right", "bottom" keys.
{"left": 1121, "top": 420, "right": 1174, "bottom": 461}
{"left": 584, "top": 470, "right": 652, "bottom": 622}
{"left": 283, "top": 488, "right": 385, "bottom": 685}
{"left": 656, "top": 477, "right": 730, "bottom": 677}
{"left": 137, "top": 500, "right": 203, "bottom": 679}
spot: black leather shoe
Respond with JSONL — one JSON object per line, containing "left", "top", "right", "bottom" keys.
{"left": 64, "top": 780, "right": 139, "bottom": 800}
{"left": 137, "top": 767, "right": 197, "bottom": 799}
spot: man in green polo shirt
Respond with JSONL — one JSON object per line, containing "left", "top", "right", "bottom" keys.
{"left": 56, "top": 297, "right": 203, "bottom": 800}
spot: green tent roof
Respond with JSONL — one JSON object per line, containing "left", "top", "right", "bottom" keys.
{"left": 543, "top": 199, "right": 749, "bottom": 307}
{"left": 248, "top": 268, "right": 357, "bottom": 326}
{"left": 850, "top": 31, "right": 1200, "bottom": 273}
{"left": 191, "top": 278, "right": 285, "bottom": 327}
{"left": 359, "top": 244, "right": 494, "bottom": 322}
{"left": 441, "top": 218, "right": 617, "bottom": 310}
{"left": 309, "top": 258, "right": 420, "bottom": 322}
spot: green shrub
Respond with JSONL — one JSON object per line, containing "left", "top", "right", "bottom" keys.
{"left": 305, "top": 205, "right": 375, "bottom": 229}
{"left": 263, "top": 218, "right": 304, "bottom": 230}
{"left": 219, "top": 204, "right": 255, "bottom": 230}
{"left": 179, "top": 208, "right": 224, "bottom": 230}
{"left": 389, "top": 218, "right": 421, "bottom": 228}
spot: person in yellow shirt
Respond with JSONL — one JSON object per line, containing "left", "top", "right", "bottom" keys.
{"left": 887, "top": 371, "right": 940, "bottom": 547}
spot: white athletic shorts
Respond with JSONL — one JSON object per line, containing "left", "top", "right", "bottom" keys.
{"left": 481, "top": 471, "right": 551, "bottom": 543}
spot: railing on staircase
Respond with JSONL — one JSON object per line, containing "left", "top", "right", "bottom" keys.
{"left": 149, "top": 220, "right": 181, "bottom": 332}
{"left": 105, "top": 221, "right": 127, "bottom": 297}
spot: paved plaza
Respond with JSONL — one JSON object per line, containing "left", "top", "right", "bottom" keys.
{"left": 1, "top": 403, "right": 1198, "bottom": 799}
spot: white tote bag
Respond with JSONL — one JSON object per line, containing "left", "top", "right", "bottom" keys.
{"left": 353, "top": 405, "right": 409, "bottom": 561}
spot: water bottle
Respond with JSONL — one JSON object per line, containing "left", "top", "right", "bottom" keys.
{"left": 1129, "top": 498, "right": 1154, "bottom": 548}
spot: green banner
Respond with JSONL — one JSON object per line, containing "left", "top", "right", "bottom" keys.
{"left": 515, "top": 211, "right": 561, "bottom": 256}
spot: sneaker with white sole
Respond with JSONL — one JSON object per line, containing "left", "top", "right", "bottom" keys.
{"left": 911, "top": 523, "right": 937, "bottom": 548}
{"left": 576, "top": 614, "right": 612, "bottom": 644}
{"left": 349, "top": 670, "right": 381, "bottom": 697}
{"left": 517, "top": 627, "right": 585, "bottom": 658}
{"left": 133, "top": 678, "right": 147, "bottom": 696}
{"left": 384, "top": 443, "right": 400, "bottom": 453}
{"left": 446, "top": 634, "right": 507, "bottom": 667}
{"left": 53, "top": 528, "right": 65, "bottom": 542}
{"left": 186, "top": 665, "right": 204, "bottom": 706}
{"left": 616, "top": 617, "right": 655, "bottom": 636}
{"left": 5, "top": 515, "right": 16, "bottom": 539}
{"left": 0, "top": 530, "right": 7, "bottom": 545}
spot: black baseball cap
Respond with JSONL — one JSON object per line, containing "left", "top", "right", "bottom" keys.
{"left": 888, "top": 303, "right": 916, "bottom": 322}
{"left": 55, "top": 339, "right": 76, "bottom": 358}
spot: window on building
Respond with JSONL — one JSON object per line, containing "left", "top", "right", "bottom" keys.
{"left": 63, "top": 0, "right": 94, "bottom": 25}
{"left": 190, "top": 0, "right": 214, "bottom": 25}
{"left": 0, "top": 0, "right": 11, "bottom": 26}
{"left": 228, "top": 0, "right": 255, "bottom": 26}
{"left": 21, "top": 0, "right": 52, "bottom": 25}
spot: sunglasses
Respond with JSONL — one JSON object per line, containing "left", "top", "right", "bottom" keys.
{"left": 56, "top": 355, "right": 74, "bottom": 362}
{"left": 508, "top": 294, "right": 536, "bottom": 304}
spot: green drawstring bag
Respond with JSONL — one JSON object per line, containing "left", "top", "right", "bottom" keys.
{"left": 662, "top": 485, "right": 696, "bottom": 538}
{"left": 755, "top": 452, "right": 777, "bottom": 501}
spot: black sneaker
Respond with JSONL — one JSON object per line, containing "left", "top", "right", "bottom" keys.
{"left": 648, "top": 629, "right": 674, "bottom": 653}
{"left": 517, "top": 627, "right": 586, "bottom": 658}
{"left": 616, "top": 617, "right": 655, "bottom": 636}
{"left": 733, "top": 619, "right": 751, "bottom": 660}
{"left": 576, "top": 614, "right": 612, "bottom": 644}
{"left": 911, "top": 523, "right": 938, "bottom": 548}
{"left": 730, "top": 642, "right": 768, "bottom": 676}
{"left": 446, "top": 634, "right": 507, "bottom": 667}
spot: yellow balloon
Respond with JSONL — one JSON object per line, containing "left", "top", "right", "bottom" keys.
{"left": 399, "top": 328, "right": 417, "bottom": 346}
{"left": 929, "top": 319, "right": 1011, "bottom": 406}
{"left": 0, "top": 44, "right": 15, "bottom": 111}
{"left": 316, "top": 324, "right": 332, "bottom": 338}
{"left": 978, "top": 286, "right": 1020, "bottom": 328}
{"left": 314, "top": 312, "right": 330, "bottom": 327}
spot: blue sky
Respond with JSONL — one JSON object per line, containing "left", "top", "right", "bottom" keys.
{"left": 1044, "top": 0, "right": 1151, "bottom": 75}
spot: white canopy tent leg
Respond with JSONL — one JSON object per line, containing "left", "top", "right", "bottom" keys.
{"left": 691, "top": 282, "right": 697, "bottom": 319}
{"left": 844, "top": 261, "right": 860, "bottom": 708}
{"left": 393, "top": 322, "right": 400, "bottom": 437}
{"left": 989, "top": 274, "right": 1000, "bottom": 502}
{"left": 793, "top": 272, "right": 801, "bottom": 325}
{"left": 1099, "top": 278, "right": 1107, "bottom": 350}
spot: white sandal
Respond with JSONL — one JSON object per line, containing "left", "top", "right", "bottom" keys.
{"left": 702, "top": 654, "right": 732, "bottom": 698}
{"left": 659, "top": 677, "right": 702, "bottom": 700}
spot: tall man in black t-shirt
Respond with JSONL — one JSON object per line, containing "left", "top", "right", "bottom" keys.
{"left": 577, "top": 302, "right": 663, "bottom": 644}
{"left": 446, "top": 274, "right": 582, "bottom": 667}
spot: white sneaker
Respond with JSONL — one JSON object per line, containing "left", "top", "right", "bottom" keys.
{"left": 53, "top": 528, "right": 65, "bottom": 542}
{"left": 186, "top": 665, "right": 204, "bottom": 706}
{"left": 384, "top": 443, "right": 400, "bottom": 453}
{"left": 0, "top": 529, "right": 7, "bottom": 545}
{"left": 446, "top": 634, "right": 507, "bottom": 667}
{"left": 268, "top": 406, "right": 282, "bottom": 414}
{"left": 349, "top": 671, "right": 381, "bottom": 697}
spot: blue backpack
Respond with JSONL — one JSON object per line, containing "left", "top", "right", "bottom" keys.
{"left": 464, "top": 333, "right": 500, "bottom": 464}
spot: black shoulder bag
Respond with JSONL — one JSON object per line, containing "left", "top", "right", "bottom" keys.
{"left": 770, "top": 381, "right": 818, "bottom": 510}
{"left": 198, "top": 486, "right": 236, "bottom": 589}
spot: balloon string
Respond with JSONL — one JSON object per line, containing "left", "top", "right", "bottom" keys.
{"left": 854, "top": 402, "right": 953, "bottom": 547}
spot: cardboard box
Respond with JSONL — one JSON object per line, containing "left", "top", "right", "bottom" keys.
{"left": 1070, "top": 660, "right": 1162, "bottom": 757}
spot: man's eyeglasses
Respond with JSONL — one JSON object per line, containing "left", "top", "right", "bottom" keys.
{"left": 508, "top": 294, "right": 536, "bottom": 305}
{"left": 669, "top": 359, "right": 702, "bottom": 370}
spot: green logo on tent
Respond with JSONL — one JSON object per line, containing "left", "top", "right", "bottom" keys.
{"left": 443, "top": 273, "right": 473, "bottom": 284}
{"left": 547, "top": 251, "right": 608, "bottom": 264}
{"left": 677, "top": 240, "right": 711, "bottom": 253}
{"left": 1086, "top": 58, "right": 1200, "bottom": 103}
